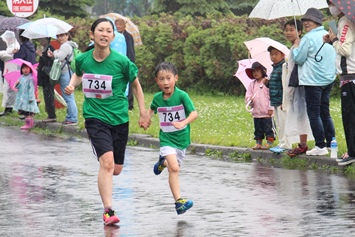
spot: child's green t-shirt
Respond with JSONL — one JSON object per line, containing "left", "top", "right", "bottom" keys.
{"left": 150, "top": 87, "right": 196, "bottom": 149}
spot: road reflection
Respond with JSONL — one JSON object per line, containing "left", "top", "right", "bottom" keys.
{"left": 0, "top": 126, "right": 355, "bottom": 236}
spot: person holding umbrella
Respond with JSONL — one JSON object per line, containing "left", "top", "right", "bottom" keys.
{"left": 115, "top": 18, "right": 135, "bottom": 110}
{"left": 292, "top": 8, "right": 337, "bottom": 156}
{"left": 323, "top": 0, "right": 355, "bottom": 165}
{"left": 47, "top": 31, "right": 78, "bottom": 126}
{"left": 64, "top": 18, "right": 150, "bottom": 225}
{"left": 36, "top": 37, "right": 56, "bottom": 122}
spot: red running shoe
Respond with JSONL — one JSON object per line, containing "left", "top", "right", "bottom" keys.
{"left": 103, "top": 208, "right": 120, "bottom": 225}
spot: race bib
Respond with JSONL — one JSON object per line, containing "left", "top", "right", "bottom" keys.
{"left": 157, "top": 105, "right": 186, "bottom": 132}
{"left": 82, "top": 73, "right": 113, "bottom": 99}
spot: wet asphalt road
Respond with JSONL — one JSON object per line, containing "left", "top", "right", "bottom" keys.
{"left": 0, "top": 126, "right": 355, "bottom": 237}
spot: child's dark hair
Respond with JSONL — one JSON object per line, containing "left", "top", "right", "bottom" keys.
{"left": 154, "top": 62, "right": 178, "bottom": 77}
{"left": 20, "top": 63, "right": 32, "bottom": 75}
{"left": 91, "top": 18, "right": 115, "bottom": 33}
{"left": 284, "top": 19, "right": 303, "bottom": 36}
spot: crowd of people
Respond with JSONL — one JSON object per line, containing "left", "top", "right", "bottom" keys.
{"left": 244, "top": 3, "right": 355, "bottom": 166}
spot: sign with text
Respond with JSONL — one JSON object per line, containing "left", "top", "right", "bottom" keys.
{"left": 7, "top": 0, "right": 39, "bottom": 18}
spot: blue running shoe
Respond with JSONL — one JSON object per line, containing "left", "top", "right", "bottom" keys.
{"left": 175, "top": 198, "right": 193, "bottom": 215}
{"left": 153, "top": 156, "right": 166, "bottom": 175}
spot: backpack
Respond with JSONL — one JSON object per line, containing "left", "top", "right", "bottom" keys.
{"left": 69, "top": 47, "right": 81, "bottom": 73}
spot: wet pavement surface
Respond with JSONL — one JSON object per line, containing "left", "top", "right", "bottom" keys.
{"left": 1, "top": 126, "right": 355, "bottom": 237}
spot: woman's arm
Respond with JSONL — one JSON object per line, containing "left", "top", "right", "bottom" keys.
{"left": 131, "top": 77, "right": 151, "bottom": 129}
{"left": 64, "top": 73, "right": 82, "bottom": 95}
{"left": 292, "top": 37, "right": 311, "bottom": 65}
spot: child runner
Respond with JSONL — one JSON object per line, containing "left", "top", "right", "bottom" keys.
{"left": 13, "top": 62, "right": 39, "bottom": 130}
{"left": 64, "top": 18, "right": 150, "bottom": 225}
{"left": 147, "top": 62, "right": 198, "bottom": 215}
{"left": 283, "top": 19, "right": 313, "bottom": 157}
{"left": 245, "top": 61, "right": 275, "bottom": 150}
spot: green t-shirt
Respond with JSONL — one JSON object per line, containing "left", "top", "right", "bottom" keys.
{"left": 150, "top": 87, "right": 196, "bottom": 149}
{"left": 75, "top": 49, "right": 138, "bottom": 125}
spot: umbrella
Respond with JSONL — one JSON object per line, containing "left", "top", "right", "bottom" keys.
{"left": 54, "top": 89, "right": 67, "bottom": 107}
{"left": 3, "top": 59, "right": 38, "bottom": 91}
{"left": 17, "top": 21, "right": 32, "bottom": 30}
{"left": 100, "top": 13, "right": 143, "bottom": 47}
{"left": 234, "top": 58, "right": 257, "bottom": 92}
{"left": 235, "top": 59, "right": 269, "bottom": 112}
{"left": 244, "top": 37, "right": 289, "bottom": 71}
{"left": 249, "top": 0, "right": 328, "bottom": 20}
{"left": 0, "top": 30, "right": 20, "bottom": 53}
{"left": 330, "top": 0, "right": 355, "bottom": 24}
{"left": 0, "top": 17, "right": 29, "bottom": 31}
{"left": 21, "top": 17, "right": 73, "bottom": 40}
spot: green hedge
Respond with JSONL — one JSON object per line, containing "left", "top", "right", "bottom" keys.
{"left": 67, "top": 14, "right": 340, "bottom": 96}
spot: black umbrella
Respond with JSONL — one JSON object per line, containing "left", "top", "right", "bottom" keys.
{"left": 0, "top": 17, "right": 29, "bottom": 31}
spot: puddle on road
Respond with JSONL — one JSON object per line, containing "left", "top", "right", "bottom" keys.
{"left": 0, "top": 126, "right": 355, "bottom": 236}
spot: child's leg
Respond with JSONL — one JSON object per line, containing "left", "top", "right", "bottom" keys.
{"left": 253, "top": 118, "right": 264, "bottom": 148}
{"left": 265, "top": 117, "right": 275, "bottom": 146}
{"left": 165, "top": 154, "right": 181, "bottom": 201}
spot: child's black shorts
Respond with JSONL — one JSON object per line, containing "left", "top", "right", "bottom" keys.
{"left": 85, "top": 118, "right": 128, "bottom": 165}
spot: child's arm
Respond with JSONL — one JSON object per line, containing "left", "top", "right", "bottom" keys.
{"left": 141, "top": 108, "right": 154, "bottom": 130}
{"left": 172, "top": 110, "right": 198, "bottom": 129}
{"left": 131, "top": 78, "right": 151, "bottom": 129}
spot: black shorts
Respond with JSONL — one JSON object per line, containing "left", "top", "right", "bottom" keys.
{"left": 85, "top": 118, "right": 129, "bottom": 165}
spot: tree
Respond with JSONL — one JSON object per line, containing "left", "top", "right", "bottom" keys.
{"left": 0, "top": 2, "right": 12, "bottom": 17}
{"left": 92, "top": 0, "right": 153, "bottom": 17}
{"left": 150, "top": 0, "right": 231, "bottom": 17}
{"left": 38, "top": 0, "right": 96, "bottom": 18}
{"left": 225, "top": 0, "right": 259, "bottom": 17}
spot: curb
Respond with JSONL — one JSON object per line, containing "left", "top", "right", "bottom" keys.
{"left": 31, "top": 120, "right": 342, "bottom": 169}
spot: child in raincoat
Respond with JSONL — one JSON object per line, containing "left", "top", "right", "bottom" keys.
{"left": 245, "top": 61, "right": 275, "bottom": 150}
{"left": 13, "top": 63, "right": 39, "bottom": 130}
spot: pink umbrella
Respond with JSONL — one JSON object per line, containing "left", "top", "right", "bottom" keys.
{"left": 3, "top": 59, "right": 38, "bottom": 90}
{"left": 234, "top": 58, "right": 257, "bottom": 92}
{"left": 235, "top": 58, "right": 264, "bottom": 112}
{"left": 244, "top": 37, "right": 289, "bottom": 72}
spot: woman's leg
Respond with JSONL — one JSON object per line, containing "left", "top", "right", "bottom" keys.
{"left": 59, "top": 71, "right": 77, "bottom": 122}
{"left": 98, "top": 151, "right": 115, "bottom": 209}
{"left": 304, "top": 86, "right": 325, "bottom": 148}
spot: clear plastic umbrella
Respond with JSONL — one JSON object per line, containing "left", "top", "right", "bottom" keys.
{"left": 21, "top": 17, "right": 73, "bottom": 40}
{"left": 249, "top": 0, "right": 328, "bottom": 20}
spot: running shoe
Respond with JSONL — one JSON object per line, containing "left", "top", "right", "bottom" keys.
{"left": 153, "top": 156, "right": 166, "bottom": 175}
{"left": 306, "top": 146, "right": 328, "bottom": 156}
{"left": 175, "top": 198, "right": 193, "bottom": 215}
{"left": 287, "top": 144, "right": 308, "bottom": 157}
{"left": 338, "top": 157, "right": 355, "bottom": 166}
{"left": 103, "top": 208, "right": 120, "bottom": 225}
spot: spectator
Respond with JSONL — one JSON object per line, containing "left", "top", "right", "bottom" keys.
{"left": 47, "top": 32, "right": 78, "bottom": 126}
{"left": 323, "top": 1, "right": 355, "bottom": 165}
{"left": 292, "top": 8, "right": 337, "bottom": 156}
{"left": 36, "top": 37, "right": 56, "bottom": 122}
{"left": 115, "top": 18, "right": 135, "bottom": 110}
